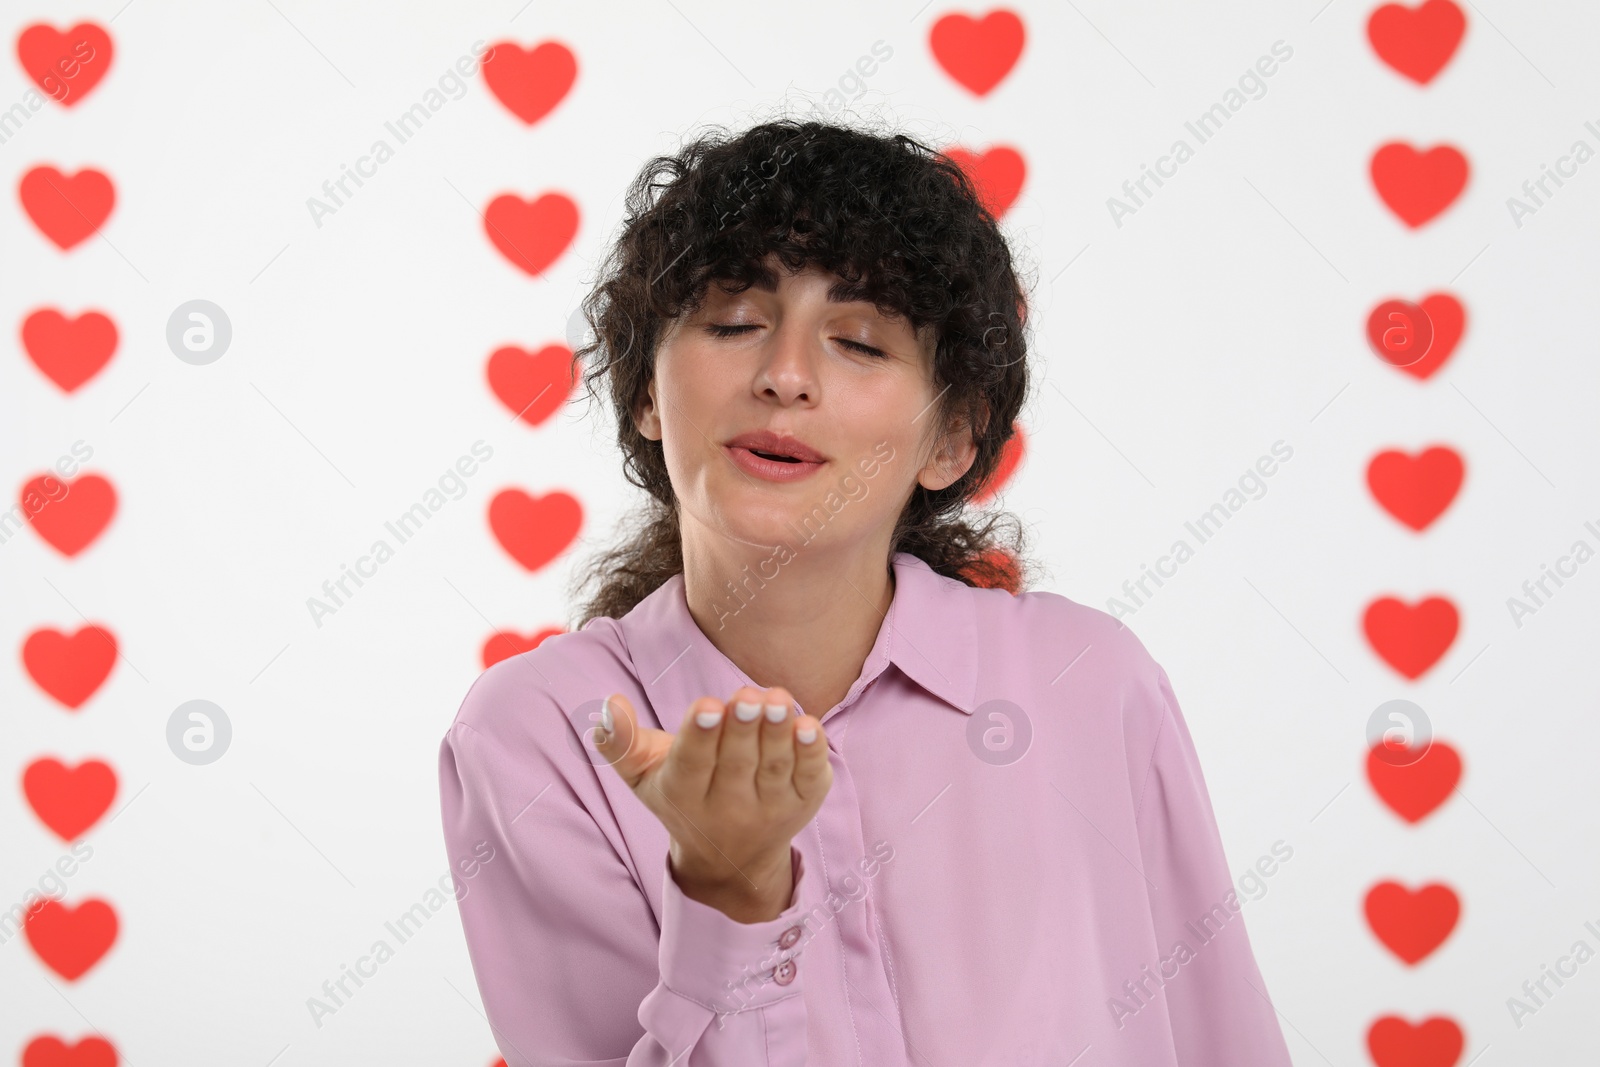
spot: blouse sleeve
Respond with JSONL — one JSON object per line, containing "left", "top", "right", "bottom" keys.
{"left": 1130, "top": 666, "right": 1294, "bottom": 1066}
{"left": 439, "top": 711, "right": 814, "bottom": 1066}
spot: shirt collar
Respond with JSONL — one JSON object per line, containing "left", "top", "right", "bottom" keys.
{"left": 613, "top": 551, "right": 978, "bottom": 734}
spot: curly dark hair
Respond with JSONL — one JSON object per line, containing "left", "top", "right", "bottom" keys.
{"left": 565, "top": 116, "right": 1036, "bottom": 629}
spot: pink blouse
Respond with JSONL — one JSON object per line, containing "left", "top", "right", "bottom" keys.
{"left": 438, "top": 551, "right": 1292, "bottom": 1065}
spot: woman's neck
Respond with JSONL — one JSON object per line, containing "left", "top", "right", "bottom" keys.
{"left": 680, "top": 531, "right": 896, "bottom": 722}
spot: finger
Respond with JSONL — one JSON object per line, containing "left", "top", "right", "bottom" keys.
{"left": 663, "top": 695, "right": 726, "bottom": 798}
{"left": 708, "top": 686, "right": 764, "bottom": 797}
{"left": 791, "top": 713, "right": 831, "bottom": 801}
{"left": 754, "top": 687, "right": 798, "bottom": 802}
{"left": 593, "top": 693, "right": 670, "bottom": 790}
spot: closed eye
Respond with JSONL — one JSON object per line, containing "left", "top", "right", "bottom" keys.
{"left": 705, "top": 323, "right": 886, "bottom": 358}
{"left": 838, "top": 338, "right": 887, "bottom": 358}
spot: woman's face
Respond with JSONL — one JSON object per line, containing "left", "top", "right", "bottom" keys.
{"left": 635, "top": 254, "right": 976, "bottom": 557}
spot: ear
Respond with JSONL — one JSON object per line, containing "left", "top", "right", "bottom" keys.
{"left": 916, "top": 412, "right": 978, "bottom": 492}
{"left": 634, "top": 378, "right": 662, "bottom": 441}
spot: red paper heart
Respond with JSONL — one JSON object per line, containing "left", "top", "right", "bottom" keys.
{"left": 973, "top": 425, "right": 1025, "bottom": 504}
{"left": 1367, "top": 1, "right": 1466, "bottom": 85}
{"left": 946, "top": 145, "right": 1026, "bottom": 218}
{"left": 929, "top": 10, "right": 1025, "bottom": 96}
{"left": 1365, "top": 881, "right": 1459, "bottom": 964}
{"left": 25, "top": 898, "right": 119, "bottom": 980}
{"left": 483, "top": 40, "right": 576, "bottom": 125}
{"left": 1366, "top": 293, "right": 1464, "bottom": 380}
{"left": 1402, "top": 294, "right": 1465, "bottom": 380}
{"left": 489, "top": 489, "right": 582, "bottom": 571}
{"left": 23, "top": 626, "right": 118, "bottom": 709}
{"left": 20, "top": 473, "right": 117, "bottom": 556}
{"left": 22, "top": 1035, "right": 119, "bottom": 1067}
{"left": 24, "top": 758, "right": 117, "bottom": 841}
{"left": 1371, "top": 143, "right": 1468, "bottom": 227}
{"left": 957, "top": 547, "right": 1021, "bottom": 593}
{"left": 1365, "top": 299, "right": 1434, "bottom": 369}
{"left": 487, "top": 344, "right": 576, "bottom": 426}
{"left": 482, "top": 627, "right": 564, "bottom": 669}
{"left": 16, "top": 22, "right": 114, "bottom": 106}
{"left": 1367, "top": 739, "right": 1461, "bottom": 823}
{"left": 1363, "top": 595, "right": 1458, "bottom": 679}
{"left": 20, "top": 166, "right": 115, "bottom": 250}
{"left": 1367, "top": 446, "right": 1463, "bottom": 531}
{"left": 1368, "top": 1016, "right": 1464, "bottom": 1067}
{"left": 23, "top": 309, "right": 118, "bottom": 392}
{"left": 484, "top": 192, "right": 578, "bottom": 277}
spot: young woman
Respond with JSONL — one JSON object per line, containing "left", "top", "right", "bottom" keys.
{"left": 439, "top": 118, "right": 1292, "bottom": 1066}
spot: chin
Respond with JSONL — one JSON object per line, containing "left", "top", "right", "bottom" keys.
{"left": 716, "top": 507, "right": 806, "bottom": 549}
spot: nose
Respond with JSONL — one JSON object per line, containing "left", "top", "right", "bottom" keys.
{"left": 753, "top": 319, "right": 817, "bottom": 406}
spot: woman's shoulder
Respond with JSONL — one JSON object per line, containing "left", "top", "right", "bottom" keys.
{"left": 966, "top": 577, "right": 1164, "bottom": 683}
{"left": 447, "top": 618, "right": 636, "bottom": 752}
{"left": 960, "top": 577, "right": 1173, "bottom": 749}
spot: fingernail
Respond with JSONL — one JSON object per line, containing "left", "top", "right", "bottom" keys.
{"left": 734, "top": 700, "right": 761, "bottom": 722}
{"left": 599, "top": 697, "right": 614, "bottom": 736}
{"left": 696, "top": 708, "right": 723, "bottom": 729}
{"left": 764, "top": 703, "right": 788, "bottom": 723}
{"left": 797, "top": 725, "right": 818, "bottom": 744}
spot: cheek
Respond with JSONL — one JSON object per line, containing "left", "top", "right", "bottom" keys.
{"left": 654, "top": 349, "right": 726, "bottom": 473}
{"left": 660, "top": 340, "right": 736, "bottom": 413}
{"left": 864, "top": 380, "right": 930, "bottom": 438}
{"left": 850, "top": 434, "right": 926, "bottom": 511}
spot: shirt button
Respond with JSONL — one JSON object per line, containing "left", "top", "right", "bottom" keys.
{"left": 778, "top": 925, "right": 803, "bottom": 950}
{"left": 773, "top": 959, "right": 797, "bottom": 986}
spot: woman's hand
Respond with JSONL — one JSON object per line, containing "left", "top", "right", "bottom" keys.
{"left": 592, "top": 686, "right": 832, "bottom": 922}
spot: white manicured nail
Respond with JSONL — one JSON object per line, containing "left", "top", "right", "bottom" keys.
{"left": 796, "top": 725, "right": 817, "bottom": 744}
{"left": 764, "top": 703, "right": 788, "bottom": 723}
{"left": 696, "top": 708, "right": 723, "bottom": 729}
{"left": 734, "top": 700, "right": 761, "bottom": 722}
{"left": 599, "top": 697, "right": 614, "bottom": 735}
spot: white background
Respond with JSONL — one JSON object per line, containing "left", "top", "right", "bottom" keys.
{"left": 3, "top": 0, "right": 1598, "bottom": 1063}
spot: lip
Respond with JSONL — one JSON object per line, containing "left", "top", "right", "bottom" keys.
{"left": 723, "top": 445, "right": 825, "bottom": 482}
{"left": 724, "top": 430, "right": 826, "bottom": 463}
